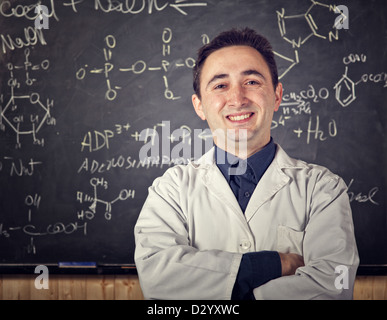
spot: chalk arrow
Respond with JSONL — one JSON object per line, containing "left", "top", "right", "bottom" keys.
{"left": 169, "top": 1, "right": 207, "bottom": 15}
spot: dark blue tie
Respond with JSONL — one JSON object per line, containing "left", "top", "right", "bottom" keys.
{"left": 229, "top": 164, "right": 256, "bottom": 212}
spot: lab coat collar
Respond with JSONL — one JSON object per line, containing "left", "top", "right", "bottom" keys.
{"left": 189, "top": 144, "right": 307, "bottom": 221}
{"left": 215, "top": 137, "right": 276, "bottom": 185}
{"left": 190, "top": 143, "right": 306, "bottom": 171}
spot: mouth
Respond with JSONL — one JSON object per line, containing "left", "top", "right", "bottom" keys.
{"left": 226, "top": 112, "right": 254, "bottom": 123}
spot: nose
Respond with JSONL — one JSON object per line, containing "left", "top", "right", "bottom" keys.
{"left": 227, "top": 85, "right": 248, "bottom": 108}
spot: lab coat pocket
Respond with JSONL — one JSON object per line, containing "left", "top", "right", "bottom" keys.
{"left": 276, "top": 226, "right": 304, "bottom": 255}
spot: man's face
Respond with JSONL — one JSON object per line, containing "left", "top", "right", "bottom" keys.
{"left": 192, "top": 45, "right": 282, "bottom": 157}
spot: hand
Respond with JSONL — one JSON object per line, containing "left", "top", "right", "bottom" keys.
{"left": 278, "top": 252, "right": 304, "bottom": 276}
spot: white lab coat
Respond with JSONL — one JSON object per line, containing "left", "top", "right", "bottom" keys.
{"left": 134, "top": 144, "right": 359, "bottom": 300}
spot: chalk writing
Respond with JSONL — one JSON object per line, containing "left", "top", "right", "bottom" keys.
{"left": 279, "top": 84, "right": 329, "bottom": 123}
{"left": 2, "top": 157, "right": 42, "bottom": 177}
{"left": 275, "top": 0, "right": 341, "bottom": 79}
{"left": 76, "top": 29, "right": 202, "bottom": 101}
{"left": 80, "top": 123, "right": 130, "bottom": 152}
{"left": 0, "top": 27, "right": 47, "bottom": 55}
{"left": 77, "top": 177, "right": 135, "bottom": 220}
{"left": 334, "top": 66, "right": 356, "bottom": 107}
{"left": 0, "top": 0, "right": 58, "bottom": 21}
{"left": 334, "top": 54, "right": 387, "bottom": 107}
{"left": 293, "top": 116, "right": 337, "bottom": 144}
{"left": 18, "top": 221, "right": 87, "bottom": 237}
{"left": 343, "top": 53, "right": 366, "bottom": 65}
{"left": 93, "top": 0, "right": 207, "bottom": 16}
{"left": 0, "top": 194, "right": 87, "bottom": 255}
{"left": 347, "top": 179, "right": 379, "bottom": 205}
{"left": 0, "top": 0, "right": 205, "bottom": 22}
{"left": 0, "top": 49, "right": 55, "bottom": 148}
{"left": 282, "top": 84, "right": 329, "bottom": 106}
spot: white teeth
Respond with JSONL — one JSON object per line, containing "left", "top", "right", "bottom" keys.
{"left": 229, "top": 113, "right": 252, "bottom": 121}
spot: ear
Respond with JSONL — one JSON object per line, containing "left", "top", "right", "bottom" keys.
{"left": 192, "top": 94, "right": 206, "bottom": 121}
{"left": 274, "top": 82, "right": 283, "bottom": 112}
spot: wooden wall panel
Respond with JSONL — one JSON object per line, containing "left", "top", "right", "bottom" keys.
{"left": 85, "top": 275, "right": 115, "bottom": 300}
{"left": 2, "top": 274, "right": 31, "bottom": 300}
{"left": 0, "top": 274, "right": 144, "bottom": 300}
{"left": 57, "top": 275, "right": 87, "bottom": 300}
{"left": 114, "top": 275, "right": 145, "bottom": 300}
{"left": 0, "top": 275, "right": 385, "bottom": 300}
{"left": 354, "top": 276, "right": 387, "bottom": 300}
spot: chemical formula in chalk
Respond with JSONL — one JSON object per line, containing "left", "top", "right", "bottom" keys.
{"left": 75, "top": 28, "right": 207, "bottom": 101}
{"left": 0, "top": 48, "right": 56, "bottom": 149}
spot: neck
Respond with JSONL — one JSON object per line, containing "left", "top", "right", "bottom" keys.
{"left": 214, "top": 137, "right": 271, "bottom": 159}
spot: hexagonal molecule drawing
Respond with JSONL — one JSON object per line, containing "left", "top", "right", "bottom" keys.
{"left": 0, "top": 49, "right": 56, "bottom": 148}
{"left": 333, "top": 66, "right": 356, "bottom": 107}
{"left": 277, "top": 0, "right": 340, "bottom": 46}
{"left": 1, "top": 88, "right": 55, "bottom": 148}
{"left": 275, "top": 0, "right": 342, "bottom": 79}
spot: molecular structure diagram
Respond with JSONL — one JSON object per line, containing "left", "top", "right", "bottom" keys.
{"left": 0, "top": 193, "right": 41, "bottom": 255}
{"left": 0, "top": 48, "right": 56, "bottom": 149}
{"left": 0, "top": 193, "right": 88, "bottom": 255}
{"left": 333, "top": 53, "right": 387, "bottom": 107}
{"left": 333, "top": 66, "right": 356, "bottom": 107}
{"left": 76, "top": 177, "right": 135, "bottom": 220}
{"left": 76, "top": 28, "right": 206, "bottom": 101}
{"left": 274, "top": 0, "right": 346, "bottom": 79}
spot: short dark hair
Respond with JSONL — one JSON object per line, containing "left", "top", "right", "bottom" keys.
{"left": 193, "top": 28, "right": 279, "bottom": 98}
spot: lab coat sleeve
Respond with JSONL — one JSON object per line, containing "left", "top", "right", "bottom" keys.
{"left": 253, "top": 173, "right": 359, "bottom": 300}
{"left": 134, "top": 167, "right": 242, "bottom": 300}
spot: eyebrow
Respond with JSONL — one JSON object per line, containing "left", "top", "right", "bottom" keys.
{"left": 205, "top": 69, "right": 266, "bottom": 90}
{"left": 242, "top": 69, "right": 266, "bottom": 80}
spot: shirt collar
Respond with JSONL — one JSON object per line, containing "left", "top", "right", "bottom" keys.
{"left": 215, "top": 137, "right": 276, "bottom": 183}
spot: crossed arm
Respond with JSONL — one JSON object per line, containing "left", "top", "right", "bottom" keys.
{"left": 134, "top": 181, "right": 305, "bottom": 300}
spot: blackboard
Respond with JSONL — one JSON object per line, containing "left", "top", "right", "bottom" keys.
{"left": 0, "top": 0, "right": 386, "bottom": 274}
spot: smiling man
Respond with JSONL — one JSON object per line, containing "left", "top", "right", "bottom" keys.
{"left": 192, "top": 45, "right": 281, "bottom": 159}
{"left": 134, "top": 28, "right": 359, "bottom": 300}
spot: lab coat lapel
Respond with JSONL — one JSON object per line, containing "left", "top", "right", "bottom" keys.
{"left": 244, "top": 147, "right": 291, "bottom": 222}
{"left": 195, "top": 145, "right": 296, "bottom": 223}
{"left": 196, "top": 148, "right": 246, "bottom": 221}
{"left": 204, "top": 165, "right": 245, "bottom": 218}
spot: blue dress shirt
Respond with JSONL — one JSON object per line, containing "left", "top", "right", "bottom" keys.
{"left": 216, "top": 137, "right": 277, "bottom": 212}
{"left": 215, "top": 138, "right": 282, "bottom": 299}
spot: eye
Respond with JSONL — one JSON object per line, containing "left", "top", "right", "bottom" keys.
{"left": 214, "top": 84, "right": 227, "bottom": 90}
{"left": 245, "top": 80, "right": 260, "bottom": 86}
